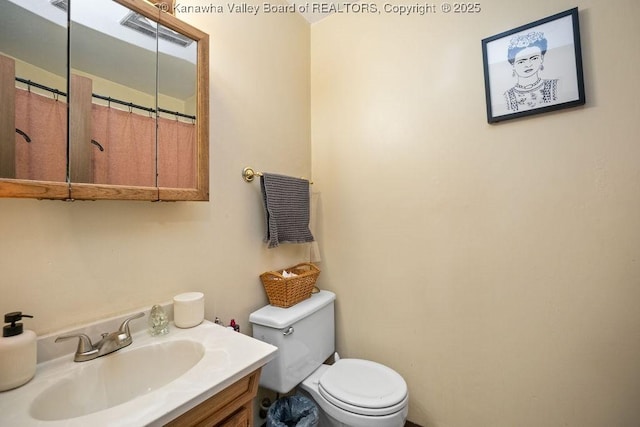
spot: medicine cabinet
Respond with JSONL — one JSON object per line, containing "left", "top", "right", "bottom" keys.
{"left": 0, "top": 0, "right": 209, "bottom": 201}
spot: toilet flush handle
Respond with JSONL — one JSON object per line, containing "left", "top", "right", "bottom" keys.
{"left": 283, "top": 326, "right": 294, "bottom": 336}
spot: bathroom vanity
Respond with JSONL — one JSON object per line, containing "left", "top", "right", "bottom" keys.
{"left": 0, "top": 312, "right": 277, "bottom": 426}
{"left": 165, "top": 368, "right": 260, "bottom": 426}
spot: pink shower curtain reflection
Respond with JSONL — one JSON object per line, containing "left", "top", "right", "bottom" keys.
{"left": 14, "top": 89, "right": 67, "bottom": 182}
{"left": 13, "top": 91, "right": 195, "bottom": 188}
{"left": 157, "top": 116, "right": 196, "bottom": 189}
{"left": 91, "top": 104, "right": 155, "bottom": 187}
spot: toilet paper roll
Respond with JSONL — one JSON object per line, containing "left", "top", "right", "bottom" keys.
{"left": 173, "top": 292, "right": 205, "bottom": 328}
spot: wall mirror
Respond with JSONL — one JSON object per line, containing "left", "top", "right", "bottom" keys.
{"left": 0, "top": 0, "right": 209, "bottom": 201}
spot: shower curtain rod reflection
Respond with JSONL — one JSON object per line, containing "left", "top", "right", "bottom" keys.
{"left": 15, "top": 77, "right": 196, "bottom": 121}
{"left": 15, "top": 77, "right": 66, "bottom": 98}
{"left": 92, "top": 94, "right": 197, "bottom": 121}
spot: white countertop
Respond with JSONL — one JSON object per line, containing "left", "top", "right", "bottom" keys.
{"left": 0, "top": 319, "right": 277, "bottom": 426}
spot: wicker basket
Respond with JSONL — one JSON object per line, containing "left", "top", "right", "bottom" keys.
{"left": 260, "top": 263, "right": 320, "bottom": 308}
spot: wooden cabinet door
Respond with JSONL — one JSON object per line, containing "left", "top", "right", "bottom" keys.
{"left": 165, "top": 369, "right": 260, "bottom": 427}
{"left": 217, "top": 406, "right": 249, "bottom": 427}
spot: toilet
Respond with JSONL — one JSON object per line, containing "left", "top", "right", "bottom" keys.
{"left": 249, "top": 290, "right": 408, "bottom": 427}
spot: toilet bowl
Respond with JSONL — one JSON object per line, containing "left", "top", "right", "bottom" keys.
{"left": 249, "top": 290, "right": 409, "bottom": 427}
{"left": 300, "top": 360, "right": 408, "bottom": 427}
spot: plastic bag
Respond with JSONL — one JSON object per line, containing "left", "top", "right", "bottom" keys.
{"left": 266, "top": 395, "right": 319, "bottom": 427}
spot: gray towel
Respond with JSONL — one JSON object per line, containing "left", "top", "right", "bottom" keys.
{"left": 260, "top": 173, "right": 315, "bottom": 248}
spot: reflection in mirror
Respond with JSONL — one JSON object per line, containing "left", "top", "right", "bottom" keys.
{"left": 69, "top": 0, "right": 157, "bottom": 187}
{"left": 157, "top": 23, "right": 198, "bottom": 189}
{"left": 0, "top": 0, "right": 68, "bottom": 182}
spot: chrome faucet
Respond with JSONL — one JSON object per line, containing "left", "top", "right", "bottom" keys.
{"left": 55, "top": 312, "right": 145, "bottom": 362}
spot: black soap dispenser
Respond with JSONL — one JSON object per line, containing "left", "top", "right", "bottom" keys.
{"left": 0, "top": 312, "right": 37, "bottom": 391}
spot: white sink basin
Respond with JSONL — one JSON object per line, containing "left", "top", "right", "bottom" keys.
{"left": 0, "top": 317, "right": 277, "bottom": 427}
{"left": 30, "top": 340, "right": 205, "bottom": 421}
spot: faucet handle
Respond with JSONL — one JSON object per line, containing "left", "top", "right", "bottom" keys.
{"left": 118, "top": 312, "right": 145, "bottom": 336}
{"left": 55, "top": 333, "right": 95, "bottom": 354}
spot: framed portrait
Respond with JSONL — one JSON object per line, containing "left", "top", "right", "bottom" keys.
{"left": 481, "top": 8, "right": 585, "bottom": 123}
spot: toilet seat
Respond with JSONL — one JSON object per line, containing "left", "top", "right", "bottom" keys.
{"left": 318, "top": 359, "right": 408, "bottom": 417}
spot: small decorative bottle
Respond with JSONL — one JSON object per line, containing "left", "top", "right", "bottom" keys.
{"left": 148, "top": 305, "right": 169, "bottom": 336}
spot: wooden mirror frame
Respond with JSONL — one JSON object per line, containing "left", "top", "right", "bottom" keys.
{"left": 0, "top": 0, "right": 209, "bottom": 202}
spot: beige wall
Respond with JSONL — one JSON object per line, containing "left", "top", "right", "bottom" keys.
{"left": 312, "top": 0, "right": 640, "bottom": 426}
{"left": 0, "top": 2, "right": 311, "bottom": 336}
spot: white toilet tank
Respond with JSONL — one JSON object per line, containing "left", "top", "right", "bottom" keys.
{"left": 249, "top": 290, "right": 336, "bottom": 394}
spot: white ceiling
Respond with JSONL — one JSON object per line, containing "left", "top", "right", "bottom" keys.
{"left": 285, "top": 0, "right": 358, "bottom": 24}
{"left": 0, "top": 0, "right": 196, "bottom": 100}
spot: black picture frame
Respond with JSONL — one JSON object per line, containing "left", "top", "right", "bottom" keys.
{"left": 481, "top": 8, "right": 585, "bottom": 123}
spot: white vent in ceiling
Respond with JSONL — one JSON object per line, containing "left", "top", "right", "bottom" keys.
{"left": 121, "top": 12, "right": 193, "bottom": 47}
{"left": 50, "top": 0, "right": 68, "bottom": 12}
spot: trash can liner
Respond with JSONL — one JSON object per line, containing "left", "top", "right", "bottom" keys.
{"left": 266, "top": 395, "right": 319, "bottom": 427}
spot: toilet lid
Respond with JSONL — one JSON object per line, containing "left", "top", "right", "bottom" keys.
{"left": 318, "top": 359, "right": 408, "bottom": 416}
